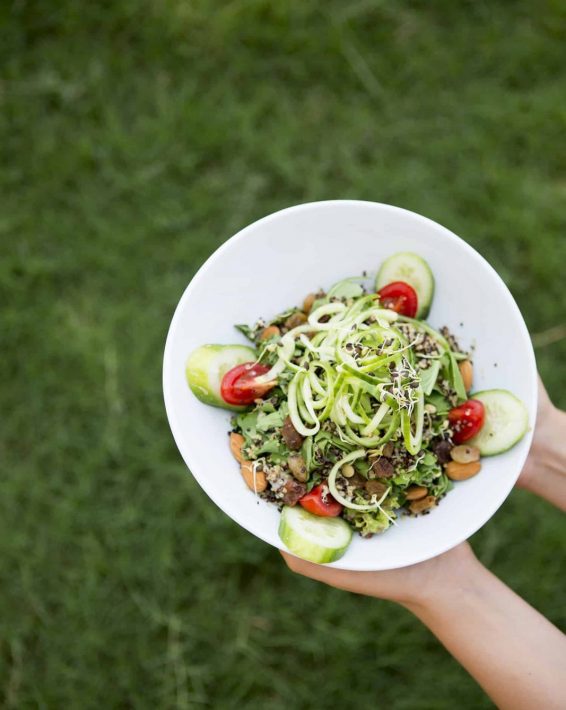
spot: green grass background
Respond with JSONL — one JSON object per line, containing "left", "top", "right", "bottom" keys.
{"left": 1, "top": 1, "right": 565, "bottom": 707}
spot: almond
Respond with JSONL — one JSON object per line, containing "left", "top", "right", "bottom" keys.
{"left": 229, "top": 432, "right": 245, "bottom": 463}
{"left": 241, "top": 461, "right": 267, "bottom": 492}
{"left": 405, "top": 485, "right": 428, "bottom": 501}
{"left": 302, "top": 293, "right": 317, "bottom": 314}
{"left": 458, "top": 360, "right": 473, "bottom": 392}
{"left": 409, "top": 495, "right": 437, "bottom": 514}
{"left": 445, "top": 460, "right": 481, "bottom": 481}
{"left": 450, "top": 444, "right": 480, "bottom": 464}
{"left": 258, "top": 325, "right": 280, "bottom": 341}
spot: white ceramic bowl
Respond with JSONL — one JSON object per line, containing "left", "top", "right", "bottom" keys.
{"left": 163, "top": 201, "right": 537, "bottom": 571}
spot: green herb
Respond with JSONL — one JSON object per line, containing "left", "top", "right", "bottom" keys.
{"left": 234, "top": 324, "right": 255, "bottom": 341}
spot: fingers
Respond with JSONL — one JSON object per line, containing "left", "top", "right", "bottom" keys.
{"left": 537, "top": 374, "right": 552, "bottom": 412}
{"left": 280, "top": 550, "right": 330, "bottom": 577}
{"left": 280, "top": 550, "right": 352, "bottom": 588}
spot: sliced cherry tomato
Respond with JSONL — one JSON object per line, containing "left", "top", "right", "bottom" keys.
{"left": 299, "top": 484, "right": 343, "bottom": 517}
{"left": 220, "top": 362, "right": 276, "bottom": 406}
{"left": 448, "top": 399, "right": 485, "bottom": 444}
{"left": 377, "top": 281, "right": 418, "bottom": 318}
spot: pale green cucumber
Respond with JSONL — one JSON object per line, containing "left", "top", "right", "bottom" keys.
{"left": 185, "top": 344, "right": 256, "bottom": 411}
{"left": 468, "top": 389, "right": 529, "bottom": 456}
{"left": 279, "top": 506, "right": 352, "bottom": 564}
{"left": 376, "top": 252, "right": 435, "bottom": 318}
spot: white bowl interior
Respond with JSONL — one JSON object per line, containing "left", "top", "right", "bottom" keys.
{"left": 163, "top": 201, "right": 537, "bottom": 570}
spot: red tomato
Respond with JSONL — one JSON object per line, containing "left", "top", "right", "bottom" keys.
{"left": 448, "top": 399, "right": 485, "bottom": 443}
{"left": 377, "top": 281, "right": 418, "bottom": 318}
{"left": 220, "top": 362, "right": 276, "bottom": 406}
{"left": 299, "top": 484, "right": 343, "bottom": 517}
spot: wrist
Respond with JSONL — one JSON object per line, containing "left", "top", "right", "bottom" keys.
{"left": 399, "top": 543, "right": 485, "bottom": 613}
{"left": 541, "top": 407, "right": 566, "bottom": 473}
{"left": 520, "top": 406, "right": 566, "bottom": 492}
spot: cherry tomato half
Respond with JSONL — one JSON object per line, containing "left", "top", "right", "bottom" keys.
{"left": 299, "top": 484, "right": 343, "bottom": 517}
{"left": 448, "top": 399, "right": 485, "bottom": 444}
{"left": 220, "top": 362, "right": 276, "bottom": 406}
{"left": 377, "top": 281, "right": 418, "bottom": 318}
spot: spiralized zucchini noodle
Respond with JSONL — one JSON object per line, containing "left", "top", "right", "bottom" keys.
{"left": 256, "top": 296, "right": 440, "bottom": 466}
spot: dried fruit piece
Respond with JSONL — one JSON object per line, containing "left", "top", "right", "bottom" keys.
{"left": 370, "top": 457, "right": 395, "bottom": 478}
{"left": 281, "top": 416, "right": 304, "bottom": 450}
{"left": 365, "top": 480, "right": 388, "bottom": 498}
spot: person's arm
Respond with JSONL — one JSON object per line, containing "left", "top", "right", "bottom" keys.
{"left": 282, "top": 377, "right": 566, "bottom": 709}
{"left": 282, "top": 545, "right": 566, "bottom": 710}
{"left": 517, "top": 378, "right": 566, "bottom": 510}
{"left": 408, "top": 553, "right": 565, "bottom": 710}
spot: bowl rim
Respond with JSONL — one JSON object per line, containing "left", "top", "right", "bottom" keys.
{"left": 163, "top": 199, "right": 537, "bottom": 570}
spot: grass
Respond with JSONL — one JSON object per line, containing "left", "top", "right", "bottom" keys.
{"left": 1, "top": 1, "right": 565, "bottom": 707}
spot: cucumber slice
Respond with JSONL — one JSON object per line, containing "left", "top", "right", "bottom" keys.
{"left": 279, "top": 506, "right": 352, "bottom": 564}
{"left": 468, "top": 389, "right": 529, "bottom": 456}
{"left": 185, "top": 344, "right": 256, "bottom": 411}
{"left": 376, "top": 252, "right": 435, "bottom": 318}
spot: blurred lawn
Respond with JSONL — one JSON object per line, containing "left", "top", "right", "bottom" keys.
{"left": 1, "top": 1, "right": 565, "bottom": 707}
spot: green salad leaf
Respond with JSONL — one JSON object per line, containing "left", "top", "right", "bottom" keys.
{"left": 419, "top": 359, "right": 441, "bottom": 395}
{"left": 227, "top": 271, "right": 473, "bottom": 545}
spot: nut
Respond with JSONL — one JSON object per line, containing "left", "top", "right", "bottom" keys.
{"left": 450, "top": 445, "right": 480, "bottom": 464}
{"left": 458, "top": 360, "right": 473, "bottom": 392}
{"left": 240, "top": 461, "right": 267, "bottom": 492}
{"left": 229, "top": 432, "right": 245, "bottom": 463}
{"left": 341, "top": 463, "right": 355, "bottom": 478}
{"left": 258, "top": 325, "right": 281, "bottom": 341}
{"left": 409, "top": 495, "right": 437, "bottom": 514}
{"left": 288, "top": 454, "right": 308, "bottom": 482}
{"left": 302, "top": 293, "right": 317, "bottom": 314}
{"left": 445, "top": 460, "right": 481, "bottom": 481}
{"left": 284, "top": 311, "right": 308, "bottom": 330}
{"left": 405, "top": 485, "right": 428, "bottom": 501}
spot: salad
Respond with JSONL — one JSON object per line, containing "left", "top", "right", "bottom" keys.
{"left": 186, "top": 252, "right": 528, "bottom": 564}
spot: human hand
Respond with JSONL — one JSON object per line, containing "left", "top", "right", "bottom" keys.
{"left": 281, "top": 541, "right": 477, "bottom": 608}
{"left": 516, "top": 376, "right": 566, "bottom": 510}
{"left": 282, "top": 539, "right": 566, "bottom": 710}
{"left": 517, "top": 375, "right": 566, "bottom": 490}
{"left": 282, "top": 375, "right": 565, "bottom": 602}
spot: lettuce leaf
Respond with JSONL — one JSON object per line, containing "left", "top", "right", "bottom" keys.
{"left": 234, "top": 324, "right": 255, "bottom": 341}
{"left": 419, "top": 359, "right": 441, "bottom": 395}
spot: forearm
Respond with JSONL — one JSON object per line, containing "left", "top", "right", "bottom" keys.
{"left": 405, "top": 557, "right": 566, "bottom": 710}
{"left": 519, "top": 407, "right": 566, "bottom": 511}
